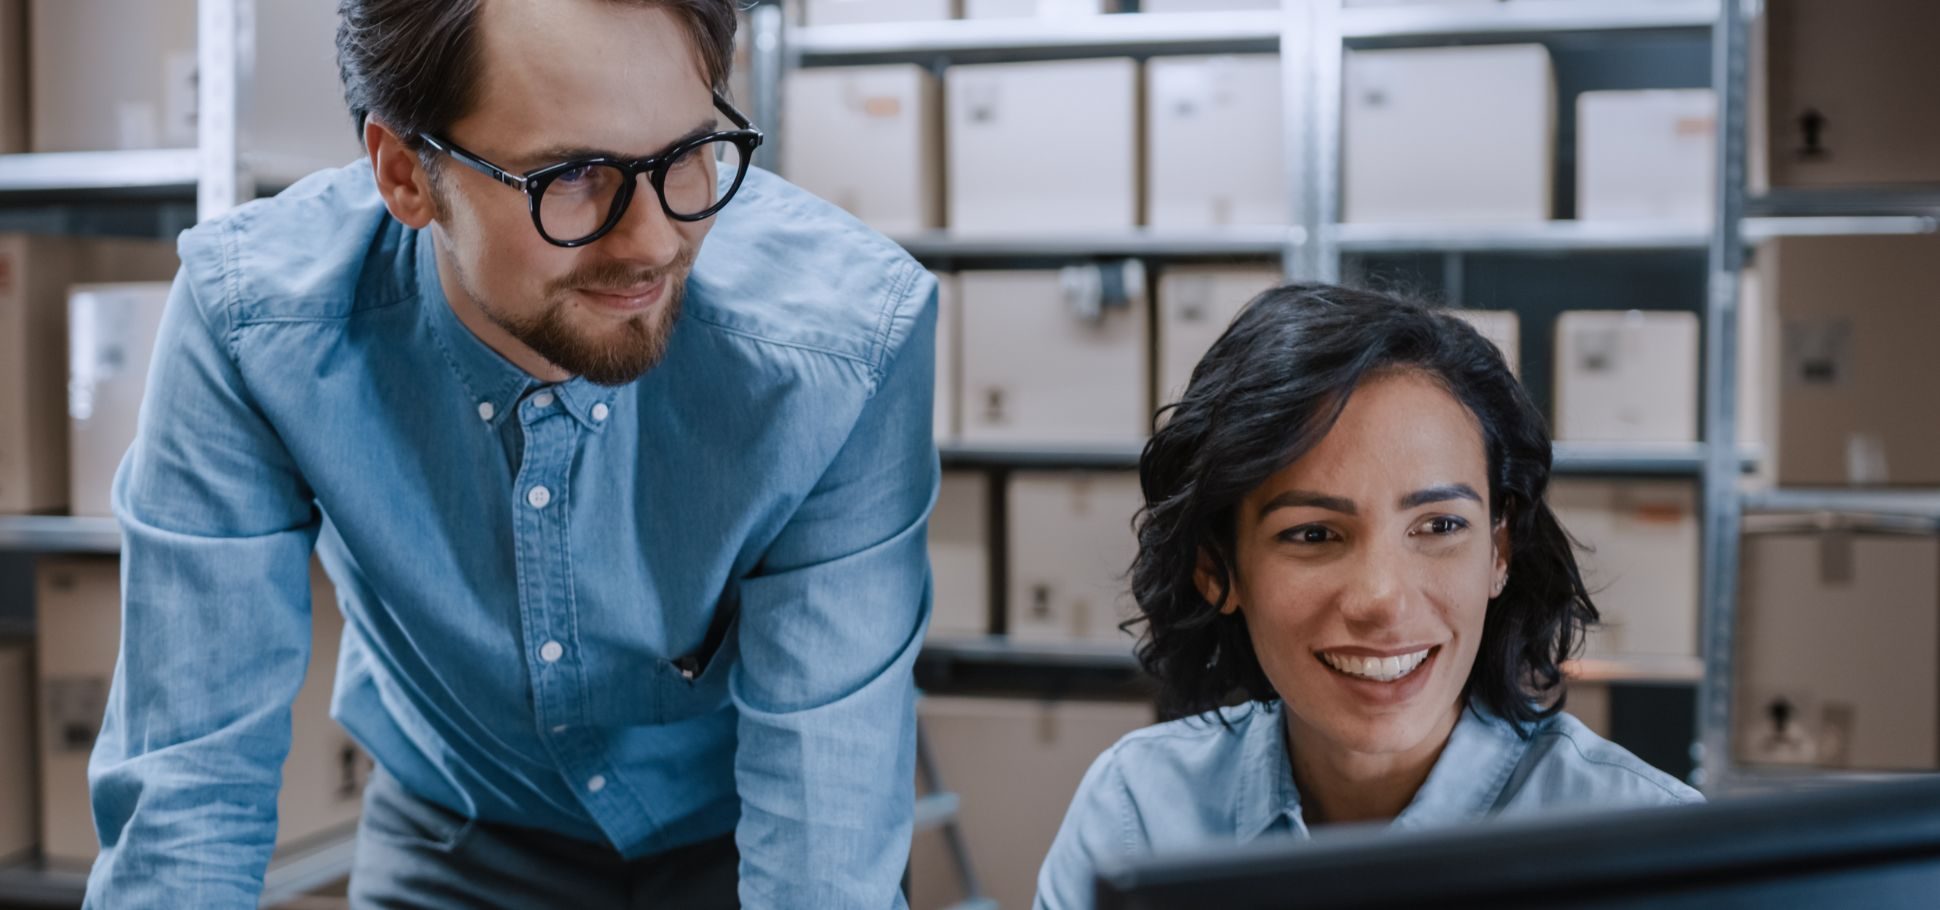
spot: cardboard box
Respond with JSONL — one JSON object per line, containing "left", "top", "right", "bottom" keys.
{"left": 0, "top": 641, "right": 35, "bottom": 862}
{"left": 0, "top": 0, "right": 24, "bottom": 153}
{"left": 31, "top": 0, "right": 362, "bottom": 167}
{"left": 1156, "top": 266, "right": 1280, "bottom": 406}
{"left": 929, "top": 472, "right": 991, "bottom": 639}
{"left": 1762, "top": 235, "right": 1940, "bottom": 486}
{"left": 0, "top": 236, "right": 179, "bottom": 515}
{"left": 963, "top": 0, "right": 1115, "bottom": 18}
{"left": 802, "top": 0, "right": 955, "bottom": 26}
{"left": 36, "top": 557, "right": 365, "bottom": 867}
{"left": 1577, "top": 89, "right": 1716, "bottom": 223}
{"left": 1006, "top": 471, "right": 1143, "bottom": 645}
{"left": 908, "top": 696, "right": 1153, "bottom": 910}
{"left": 783, "top": 66, "right": 943, "bottom": 234}
{"left": 1448, "top": 309, "right": 1520, "bottom": 378}
{"left": 1761, "top": 0, "right": 1940, "bottom": 189}
{"left": 958, "top": 268, "right": 1149, "bottom": 447}
{"left": 1549, "top": 479, "right": 1700, "bottom": 660}
{"left": 946, "top": 59, "right": 1140, "bottom": 233}
{"left": 69, "top": 283, "right": 173, "bottom": 518}
{"left": 1568, "top": 680, "right": 1613, "bottom": 740}
{"left": 1553, "top": 310, "right": 1699, "bottom": 444}
{"left": 935, "top": 272, "right": 959, "bottom": 442}
{"left": 1147, "top": 55, "right": 1284, "bottom": 229}
{"left": 1343, "top": 44, "right": 1554, "bottom": 223}
{"left": 1736, "top": 527, "right": 1939, "bottom": 771}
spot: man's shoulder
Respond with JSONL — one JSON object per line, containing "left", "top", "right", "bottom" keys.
{"left": 685, "top": 168, "right": 935, "bottom": 380}
{"left": 176, "top": 159, "right": 414, "bottom": 328}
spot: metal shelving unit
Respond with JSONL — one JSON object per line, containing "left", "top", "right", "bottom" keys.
{"left": 893, "top": 227, "right": 1298, "bottom": 261}
{"left": 1338, "top": 0, "right": 1719, "bottom": 40}
{"left": 0, "top": 1, "right": 360, "bottom": 902}
{"left": 938, "top": 441, "right": 1750, "bottom": 477}
{"left": 794, "top": 10, "right": 1282, "bottom": 63}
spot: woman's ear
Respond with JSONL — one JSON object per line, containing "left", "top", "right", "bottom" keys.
{"left": 1194, "top": 549, "right": 1241, "bottom": 615}
{"left": 1490, "top": 516, "right": 1512, "bottom": 598}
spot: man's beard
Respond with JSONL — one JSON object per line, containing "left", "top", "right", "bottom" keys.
{"left": 486, "top": 253, "right": 693, "bottom": 387}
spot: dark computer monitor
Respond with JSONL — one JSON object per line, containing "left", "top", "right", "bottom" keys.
{"left": 1096, "top": 774, "right": 1940, "bottom": 909}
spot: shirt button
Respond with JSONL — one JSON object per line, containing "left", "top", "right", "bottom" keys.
{"left": 587, "top": 775, "right": 607, "bottom": 794}
{"left": 539, "top": 641, "right": 565, "bottom": 663}
{"left": 532, "top": 391, "right": 555, "bottom": 409}
{"left": 592, "top": 403, "right": 610, "bottom": 422}
{"left": 527, "top": 485, "right": 552, "bottom": 509}
{"left": 477, "top": 402, "right": 496, "bottom": 422}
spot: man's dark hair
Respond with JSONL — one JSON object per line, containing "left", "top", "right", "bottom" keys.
{"left": 336, "top": 0, "right": 739, "bottom": 146}
{"left": 1130, "top": 282, "right": 1598, "bottom": 730}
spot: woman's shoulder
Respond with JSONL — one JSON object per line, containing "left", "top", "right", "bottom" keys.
{"left": 1100, "top": 701, "right": 1281, "bottom": 781}
{"left": 1066, "top": 702, "right": 1285, "bottom": 846}
{"left": 1501, "top": 710, "right": 1705, "bottom": 812}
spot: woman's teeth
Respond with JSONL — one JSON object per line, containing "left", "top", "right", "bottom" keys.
{"left": 1320, "top": 648, "right": 1432, "bottom": 682}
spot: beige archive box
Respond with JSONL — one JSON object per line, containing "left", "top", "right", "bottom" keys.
{"left": 801, "top": 0, "right": 956, "bottom": 25}
{"left": 1762, "top": 235, "right": 1940, "bottom": 486}
{"left": 0, "top": 0, "right": 23, "bottom": 153}
{"left": 958, "top": 269, "right": 1150, "bottom": 447}
{"left": 783, "top": 66, "right": 943, "bottom": 235}
{"left": 1448, "top": 309, "right": 1520, "bottom": 378}
{"left": 1147, "top": 55, "right": 1285, "bottom": 229}
{"left": 929, "top": 472, "right": 992, "bottom": 639}
{"left": 0, "top": 236, "right": 179, "bottom": 516}
{"left": 1156, "top": 265, "right": 1280, "bottom": 406}
{"left": 0, "top": 641, "right": 35, "bottom": 862}
{"left": 1736, "top": 527, "right": 1940, "bottom": 772}
{"left": 946, "top": 58, "right": 1140, "bottom": 233}
{"left": 1343, "top": 44, "right": 1554, "bottom": 223}
{"left": 68, "top": 283, "right": 174, "bottom": 518}
{"left": 1549, "top": 479, "right": 1699, "bottom": 660}
{"left": 1577, "top": 90, "right": 1716, "bottom": 223}
{"left": 1006, "top": 471, "right": 1143, "bottom": 646}
{"left": 934, "top": 272, "right": 959, "bottom": 442}
{"left": 1553, "top": 310, "right": 1699, "bottom": 445}
{"left": 963, "top": 0, "right": 1116, "bottom": 19}
{"left": 31, "top": 0, "right": 362, "bottom": 167}
{"left": 35, "top": 557, "right": 366, "bottom": 867}
{"left": 1760, "top": 0, "right": 1940, "bottom": 190}
{"left": 908, "top": 696, "right": 1153, "bottom": 910}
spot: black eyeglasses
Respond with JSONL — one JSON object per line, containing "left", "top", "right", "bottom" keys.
{"left": 420, "top": 92, "right": 764, "bottom": 248}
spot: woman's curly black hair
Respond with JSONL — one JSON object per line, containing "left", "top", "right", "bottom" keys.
{"left": 1130, "top": 282, "right": 1597, "bottom": 730}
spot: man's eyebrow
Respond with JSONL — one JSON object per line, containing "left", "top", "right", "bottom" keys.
{"left": 522, "top": 118, "right": 720, "bottom": 169}
{"left": 1397, "top": 484, "right": 1484, "bottom": 511}
{"left": 1258, "top": 490, "right": 1359, "bottom": 519}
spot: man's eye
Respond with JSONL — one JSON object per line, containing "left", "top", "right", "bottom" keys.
{"left": 556, "top": 165, "right": 595, "bottom": 185}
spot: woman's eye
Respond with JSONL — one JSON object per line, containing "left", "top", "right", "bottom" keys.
{"left": 1281, "top": 525, "right": 1338, "bottom": 545}
{"left": 1421, "top": 516, "right": 1469, "bottom": 536}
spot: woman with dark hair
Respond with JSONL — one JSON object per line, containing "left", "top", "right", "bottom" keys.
{"left": 1035, "top": 283, "right": 1701, "bottom": 909}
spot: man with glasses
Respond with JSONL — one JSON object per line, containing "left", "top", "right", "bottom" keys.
{"left": 84, "top": 2, "right": 936, "bottom": 908}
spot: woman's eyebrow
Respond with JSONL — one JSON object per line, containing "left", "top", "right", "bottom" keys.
{"left": 1397, "top": 483, "right": 1483, "bottom": 510}
{"left": 1259, "top": 490, "right": 1359, "bottom": 519}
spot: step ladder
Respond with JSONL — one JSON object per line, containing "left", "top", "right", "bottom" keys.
{"left": 910, "top": 714, "right": 999, "bottom": 910}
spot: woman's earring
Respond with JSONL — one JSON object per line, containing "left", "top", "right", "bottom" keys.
{"left": 1491, "top": 574, "right": 1508, "bottom": 597}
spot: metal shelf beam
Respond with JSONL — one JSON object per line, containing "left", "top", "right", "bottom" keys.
{"left": 1332, "top": 220, "right": 1709, "bottom": 255}
{"left": 0, "top": 516, "right": 122, "bottom": 554}
{"left": 893, "top": 227, "right": 1300, "bottom": 261}
{"left": 1340, "top": 0, "right": 1718, "bottom": 41}
{"left": 1741, "top": 489, "right": 1940, "bottom": 522}
{"left": 0, "top": 150, "right": 200, "bottom": 196}
{"left": 938, "top": 442, "right": 1747, "bottom": 476}
{"left": 795, "top": 11, "right": 1283, "bottom": 64}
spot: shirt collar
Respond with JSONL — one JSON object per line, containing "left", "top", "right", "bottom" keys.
{"left": 1231, "top": 698, "right": 1531, "bottom": 842}
{"left": 416, "top": 228, "right": 618, "bottom": 433}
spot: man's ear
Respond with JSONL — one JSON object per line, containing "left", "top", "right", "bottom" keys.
{"left": 367, "top": 117, "right": 438, "bottom": 230}
{"left": 1194, "top": 549, "right": 1240, "bottom": 615}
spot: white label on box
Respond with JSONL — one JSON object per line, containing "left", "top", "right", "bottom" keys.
{"left": 1781, "top": 317, "right": 1852, "bottom": 388}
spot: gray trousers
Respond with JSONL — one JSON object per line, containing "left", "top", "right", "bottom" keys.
{"left": 348, "top": 770, "right": 739, "bottom": 909}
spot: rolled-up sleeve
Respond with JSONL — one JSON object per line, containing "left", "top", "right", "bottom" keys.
{"left": 729, "top": 271, "right": 939, "bottom": 908}
{"left": 85, "top": 229, "right": 319, "bottom": 909}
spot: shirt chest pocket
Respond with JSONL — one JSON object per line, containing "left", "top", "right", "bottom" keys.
{"left": 645, "top": 604, "right": 738, "bottom": 725}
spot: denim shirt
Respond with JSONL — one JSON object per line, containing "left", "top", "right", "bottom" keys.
{"left": 1035, "top": 700, "right": 1704, "bottom": 909}
{"left": 87, "top": 160, "right": 939, "bottom": 909}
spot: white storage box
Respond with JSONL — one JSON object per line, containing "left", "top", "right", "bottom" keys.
{"left": 1006, "top": 471, "right": 1144, "bottom": 645}
{"left": 68, "top": 283, "right": 173, "bottom": 518}
{"left": 1147, "top": 55, "right": 1285, "bottom": 228}
{"left": 958, "top": 268, "right": 1150, "bottom": 447}
{"left": 1552, "top": 310, "right": 1699, "bottom": 444}
{"left": 783, "top": 65, "right": 943, "bottom": 234}
{"left": 1156, "top": 266, "right": 1280, "bottom": 405}
{"left": 1549, "top": 479, "right": 1700, "bottom": 660}
{"left": 947, "top": 59, "right": 1141, "bottom": 233}
{"left": 1343, "top": 44, "right": 1554, "bottom": 223}
{"left": 1577, "top": 89, "right": 1716, "bottom": 223}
